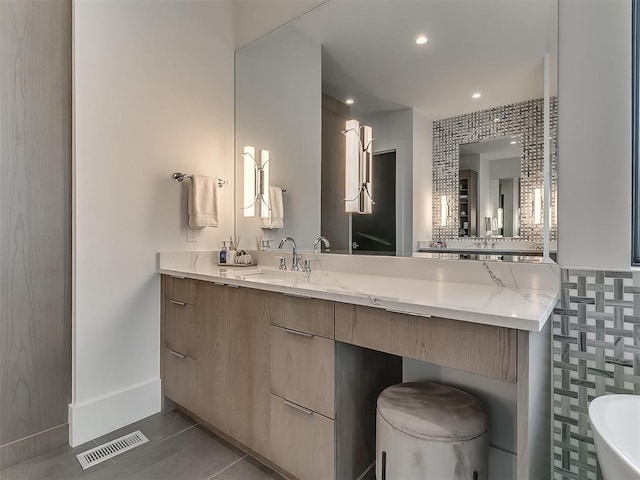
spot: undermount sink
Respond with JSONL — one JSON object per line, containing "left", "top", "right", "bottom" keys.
{"left": 589, "top": 394, "right": 640, "bottom": 479}
{"left": 238, "top": 268, "right": 340, "bottom": 290}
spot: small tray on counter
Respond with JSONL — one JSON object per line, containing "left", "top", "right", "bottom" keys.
{"left": 217, "top": 261, "right": 257, "bottom": 267}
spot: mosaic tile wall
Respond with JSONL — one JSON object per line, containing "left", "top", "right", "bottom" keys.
{"left": 432, "top": 97, "right": 558, "bottom": 241}
{"left": 553, "top": 268, "right": 640, "bottom": 479}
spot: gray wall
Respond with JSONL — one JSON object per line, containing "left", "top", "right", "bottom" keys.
{"left": 235, "top": 26, "right": 322, "bottom": 250}
{"left": 0, "top": 0, "right": 72, "bottom": 467}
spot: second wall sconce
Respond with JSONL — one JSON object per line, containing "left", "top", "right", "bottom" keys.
{"left": 533, "top": 187, "right": 543, "bottom": 224}
{"left": 440, "top": 195, "right": 449, "bottom": 226}
{"left": 343, "top": 119, "right": 374, "bottom": 214}
{"left": 243, "top": 146, "right": 270, "bottom": 218}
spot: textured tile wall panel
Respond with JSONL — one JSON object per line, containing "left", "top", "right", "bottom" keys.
{"left": 553, "top": 268, "right": 640, "bottom": 480}
{"left": 432, "top": 97, "right": 558, "bottom": 242}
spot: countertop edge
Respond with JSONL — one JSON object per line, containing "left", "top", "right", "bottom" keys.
{"left": 158, "top": 267, "right": 558, "bottom": 333}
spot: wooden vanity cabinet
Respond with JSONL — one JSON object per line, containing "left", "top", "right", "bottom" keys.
{"left": 196, "top": 282, "right": 232, "bottom": 433}
{"left": 162, "top": 277, "right": 401, "bottom": 480}
{"left": 270, "top": 325, "right": 335, "bottom": 419}
{"left": 267, "top": 292, "right": 336, "bottom": 478}
{"left": 228, "top": 287, "right": 271, "bottom": 459}
{"left": 162, "top": 276, "right": 198, "bottom": 412}
{"left": 335, "top": 302, "right": 517, "bottom": 383}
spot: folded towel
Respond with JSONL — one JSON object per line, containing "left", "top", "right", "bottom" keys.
{"left": 260, "top": 186, "right": 284, "bottom": 230}
{"left": 188, "top": 175, "right": 218, "bottom": 228}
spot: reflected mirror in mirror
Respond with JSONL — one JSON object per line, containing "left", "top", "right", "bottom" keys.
{"left": 459, "top": 136, "right": 522, "bottom": 238}
{"left": 234, "top": 0, "right": 558, "bottom": 260}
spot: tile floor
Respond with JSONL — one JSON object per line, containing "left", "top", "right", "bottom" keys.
{"left": 0, "top": 410, "right": 283, "bottom": 480}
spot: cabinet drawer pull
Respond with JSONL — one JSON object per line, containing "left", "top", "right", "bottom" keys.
{"left": 170, "top": 275, "right": 185, "bottom": 280}
{"left": 284, "top": 293, "right": 312, "bottom": 300}
{"left": 283, "top": 399, "right": 313, "bottom": 415}
{"left": 168, "top": 349, "right": 186, "bottom": 359}
{"left": 214, "top": 281, "right": 239, "bottom": 288}
{"left": 283, "top": 328, "right": 314, "bottom": 338}
{"left": 169, "top": 300, "right": 187, "bottom": 306}
{"left": 385, "top": 308, "right": 431, "bottom": 318}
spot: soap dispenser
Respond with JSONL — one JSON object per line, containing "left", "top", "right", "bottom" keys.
{"left": 219, "top": 241, "right": 227, "bottom": 264}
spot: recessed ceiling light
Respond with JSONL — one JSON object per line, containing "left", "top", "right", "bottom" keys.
{"left": 415, "top": 35, "right": 428, "bottom": 45}
{"left": 510, "top": 140, "right": 518, "bottom": 145}
{"left": 472, "top": 92, "right": 482, "bottom": 99}
{"left": 345, "top": 98, "right": 354, "bottom": 105}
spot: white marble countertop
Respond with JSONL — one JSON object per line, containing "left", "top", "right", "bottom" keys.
{"left": 158, "top": 251, "right": 559, "bottom": 332}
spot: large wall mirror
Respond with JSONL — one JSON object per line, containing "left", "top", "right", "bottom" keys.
{"left": 235, "top": 0, "right": 558, "bottom": 259}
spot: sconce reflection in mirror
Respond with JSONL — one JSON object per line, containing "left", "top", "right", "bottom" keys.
{"left": 533, "top": 187, "right": 543, "bottom": 224}
{"left": 242, "top": 146, "right": 270, "bottom": 218}
{"left": 343, "top": 119, "right": 374, "bottom": 214}
{"left": 497, "top": 207, "right": 504, "bottom": 229}
{"left": 440, "top": 195, "right": 449, "bottom": 226}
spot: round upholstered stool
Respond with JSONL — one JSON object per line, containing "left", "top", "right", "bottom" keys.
{"left": 376, "top": 382, "right": 489, "bottom": 480}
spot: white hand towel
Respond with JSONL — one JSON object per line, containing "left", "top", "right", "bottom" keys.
{"left": 260, "top": 186, "right": 284, "bottom": 229}
{"left": 188, "top": 175, "right": 218, "bottom": 228}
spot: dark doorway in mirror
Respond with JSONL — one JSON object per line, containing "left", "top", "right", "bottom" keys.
{"left": 352, "top": 151, "right": 396, "bottom": 255}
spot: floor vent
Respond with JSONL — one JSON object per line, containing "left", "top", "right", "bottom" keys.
{"left": 76, "top": 430, "right": 149, "bottom": 470}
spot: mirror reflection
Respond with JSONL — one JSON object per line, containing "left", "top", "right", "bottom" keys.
{"left": 235, "top": 0, "right": 558, "bottom": 260}
{"left": 458, "top": 136, "right": 522, "bottom": 238}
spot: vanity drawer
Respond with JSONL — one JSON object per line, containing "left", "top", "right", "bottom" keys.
{"left": 164, "top": 348, "right": 196, "bottom": 412}
{"left": 163, "top": 275, "right": 198, "bottom": 305}
{"left": 270, "top": 325, "right": 335, "bottom": 419}
{"left": 270, "top": 394, "right": 334, "bottom": 480}
{"left": 334, "top": 303, "right": 517, "bottom": 383}
{"left": 268, "top": 292, "right": 335, "bottom": 339}
{"left": 165, "top": 298, "right": 196, "bottom": 359}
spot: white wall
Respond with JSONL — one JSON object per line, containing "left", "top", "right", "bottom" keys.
{"left": 72, "top": 0, "right": 235, "bottom": 446}
{"left": 364, "top": 108, "right": 413, "bottom": 256}
{"left": 558, "top": 0, "right": 631, "bottom": 269}
{"left": 235, "top": 26, "right": 321, "bottom": 251}
{"left": 490, "top": 157, "right": 521, "bottom": 180}
{"left": 413, "top": 111, "right": 433, "bottom": 248}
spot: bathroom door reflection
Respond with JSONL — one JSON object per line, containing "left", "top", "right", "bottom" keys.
{"left": 351, "top": 151, "right": 396, "bottom": 255}
{"left": 489, "top": 177, "right": 521, "bottom": 237}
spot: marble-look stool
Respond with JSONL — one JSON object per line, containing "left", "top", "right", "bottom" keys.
{"left": 376, "top": 382, "right": 489, "bottom": 480}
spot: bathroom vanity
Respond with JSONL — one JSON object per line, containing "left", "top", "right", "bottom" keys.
{"left": 158, "top": 251, "right": 558, "bottom": 480}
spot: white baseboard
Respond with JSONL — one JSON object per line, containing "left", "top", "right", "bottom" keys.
{"left": 68, "top": 378, "right": 161, "bottom": 447}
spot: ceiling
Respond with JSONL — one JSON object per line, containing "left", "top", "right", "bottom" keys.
{"left": 237, "top": 0, "right": 558, "bottom": 120}
{"left": 231, "top": 0, "right": 326, "bottom": 49}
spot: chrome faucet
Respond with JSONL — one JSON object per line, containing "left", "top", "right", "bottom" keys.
{"left": 278, "top": 236, "right": 299, "bottom": 271}
{"left": 313, "top": 236, "right": 331, "bottom": 253}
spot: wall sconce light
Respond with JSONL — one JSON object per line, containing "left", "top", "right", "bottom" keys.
{"left": 440, "top": 195, "right": 448, "bottom": 226}
{"left": 242, "top": 146, "right": 270, "bottom": 217}
{"left": 343, "top": 119, "right": 374, "bottom": 214}
{"left": 533, "top": 187, "right": 543, "bottom": 224}
{"left": 497, "top": 207, "right": 504, "bottom": 229}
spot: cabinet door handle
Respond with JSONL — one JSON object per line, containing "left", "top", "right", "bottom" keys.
{"left": 170, "top": 275, "right": 185, "bottom": 280}
{"left": 168, "top": 349, "right": 185, "bottom": 359}
{"left": 284, "top": 293, "right": 312, "bottom": 300}
{"left": 213, "top": 282, "right": 239, "bottom": 288}
{"left": 169, "top": 300, "right": 187, "bottom": 306}
{"left": 283, "top": 328, "right": 314, "bottom": 338}
{"left": 283, "top": 399, "right": 313, "bottom": 415}
{"left": 385, "top": 308, "right": 431, "bottom": 318}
